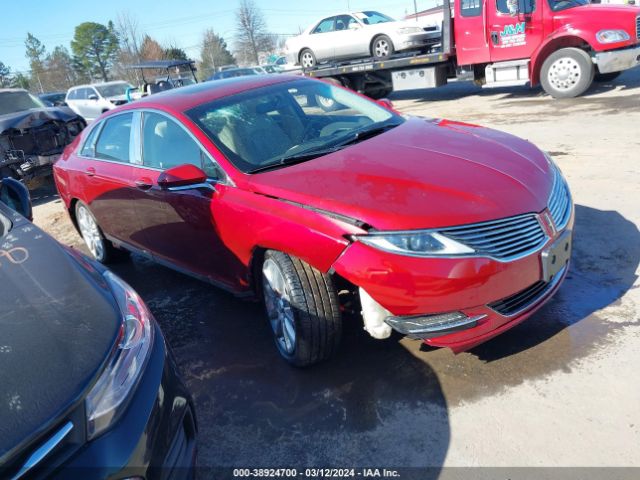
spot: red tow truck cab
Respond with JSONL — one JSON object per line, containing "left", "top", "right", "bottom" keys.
{"left": 305, "top": 0, "right": 640, "bottom": 98}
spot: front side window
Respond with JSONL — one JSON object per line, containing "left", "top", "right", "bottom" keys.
{"left": 497, "top": 0, "right": 535, "bottom": 14}
{"left": 95, "top": 82, "right": 132, "bottom": 98}
{"left": 186, "top": 79, "right": 403, "bottom": 173}
{"left": 141, "top": 112, "right": 219, "bottom": 178}
{"left": 95, "top": 113, "right": 133, "bottom": 163}
{"left": 313, "top": 17, "right": 336, "bottom": 34}
{"left": 335, "top": 15, "right": 359, "bottom": 31}
{"left": 546, "top": 0, "right": 587, "bottom": 11}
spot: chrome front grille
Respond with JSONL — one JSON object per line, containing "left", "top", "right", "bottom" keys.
{"left": 440, "top": 214, "right": 547, "bottom": 261}
{"left": 636, "top": 16, "right": 640, "bottom": 41}
{"left": 548, "top": 167, "right": 571, "bottom": 231}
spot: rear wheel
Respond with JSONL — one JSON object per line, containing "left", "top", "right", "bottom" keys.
{"left": 75, "top": 201, "right": 127, "bottom": 264}
{"left": 594, "top": 71, "right": 621, "bottom": 83}
{"left": 261, "top": 250, "right": 342, "bottom": 367}
{"left": 299, "top": 49, "right": 317, "bottom": 69}
{"left": 540, "top": 48, "right": 594, "bottom": 99}
{"left": 371, "top": 35, "right": 394, "bottom": 59}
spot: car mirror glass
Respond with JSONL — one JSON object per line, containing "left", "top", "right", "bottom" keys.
{"left": 157, "top": 164, "right": 208, "bottom": 190}
{"left": 0, "top": 178, "right": 33, "bottom": 221}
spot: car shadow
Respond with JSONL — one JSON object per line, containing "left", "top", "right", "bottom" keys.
{"left": 110, "top": 257, "right": 450, "bottom": 478}
{"left": 390, "top": 66, "right": 640, "bottom": 103}
{"left": 28, "top": 180, "right": 60, "bottom": 207}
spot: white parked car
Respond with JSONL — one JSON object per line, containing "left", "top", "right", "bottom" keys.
{"left": 65, "top": 81, "right": 133, "bottom": 122}
{"left": 285, "top": 11, "right": 441, "bottom": 68}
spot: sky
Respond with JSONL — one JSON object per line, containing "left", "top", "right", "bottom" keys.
{"left": 0, "top": 0, "right": 439, "bottom": 74}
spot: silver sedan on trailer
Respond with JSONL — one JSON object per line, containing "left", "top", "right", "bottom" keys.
{"left": 285, "top": 11, "right": 441, "bottom": 68}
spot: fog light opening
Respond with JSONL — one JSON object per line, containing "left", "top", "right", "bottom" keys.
{"left": 385, "top": 312, "right": 486, "bottom": 339}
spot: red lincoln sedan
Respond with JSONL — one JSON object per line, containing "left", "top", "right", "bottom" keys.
{"left": 54, "top": 75, "right": 573, "bottom": 367}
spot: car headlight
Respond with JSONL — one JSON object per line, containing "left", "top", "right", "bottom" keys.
{"left": 397, "top": 26, "right": 424, "bottom": 35}
{"left": 354, "top": 231, "right": 474, "bottom": 257}
{"left": 596, "top": 30, "right": 630, "bottom": 44}
{"left": 85, "top": 271, "right": 155, "bottom": 439}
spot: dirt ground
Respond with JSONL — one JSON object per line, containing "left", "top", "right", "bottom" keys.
{"left": 31, "top": 69, "right": 640, "bottom": 478}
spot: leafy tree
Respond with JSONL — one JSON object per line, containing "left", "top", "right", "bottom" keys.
{"left": 0, "top": 61, "right": 11, "bottom": 87}
{"left": 164, "top": 46, "right": 188, "bottom": 61}
{"left": 10, "top": 73, "right": 30, "bottom": 90}
{"left": 71, "top": 21, "right": 119, "bottom": 82}
{"left": 199, "top": 29, "right": 235, "bottom": 79}
{"left": 44, "top": 46, "right": 77, "bottom": 90}
{"left": 234, "top": 0, "right": 274, "bottom": 65}
{"left": 25, "top": 33, "right": 46, "bottom": 91}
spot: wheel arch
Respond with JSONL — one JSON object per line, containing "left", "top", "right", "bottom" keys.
{"left": 369, "top": 33, "right": 391, "bottom": 56}
{"left": 298, "top": 47, "right": 313, "bottom": 63}
{"left": 530, "top": 34, "right": 593, "bottom": 86}
{"left": 68, "top": 197, "right": 81, "bottom": 234}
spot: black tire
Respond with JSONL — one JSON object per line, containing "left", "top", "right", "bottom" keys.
{"left": 75, "top": 201, "right": 128, "bottom": 264}
{"left": 371, "top": 35, "right": 395, "bottom": 59}
{"left": 540, "top": 48, "right": 594, "bottom": 99}
{"left": 594, "top": 71, "right": 622, "bottom": 83}
{"left": 261, "top": 250, "right": 342, "bottom": 367}
{"left": 299, "top": 48, "right": 317, "bottom": 69}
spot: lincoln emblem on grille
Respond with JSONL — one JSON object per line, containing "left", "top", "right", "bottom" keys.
{"left": 540, "top": 212, "right": 557, "bottom": 237}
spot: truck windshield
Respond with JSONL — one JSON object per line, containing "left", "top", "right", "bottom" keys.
{"left": 0, "top": 91, "right": 45, "bottom": 115}
{"left": 547, "top": 0, "right": 589, "bottom": 11}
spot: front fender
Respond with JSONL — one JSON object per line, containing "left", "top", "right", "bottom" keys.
{"left": 530, "top": 29, "right": 593, "bottom": 85}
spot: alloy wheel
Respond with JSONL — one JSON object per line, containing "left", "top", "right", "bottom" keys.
{"left": 301, "top": 52, "right": 315, "bottom": 68}
{"left": 262, "top": 258, "right": 297, "bottom": 355}
{"left": 374, "top": 39, "right": 390, "bottom": 57}
{"left": 77, "top": 205, "right": 105, "bottom": 261}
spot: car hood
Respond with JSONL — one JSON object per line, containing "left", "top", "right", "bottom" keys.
{"left": 248, "top": 117, "right": 553, "bottom": 230}
{"left": 0, "top": 107, "right": 80, "bottom": 131}
{"left": 0, "top": 208, "right": 120, "bottom": 464}
{"left": 554, "top": 4, "right": 640, "bottom": 32}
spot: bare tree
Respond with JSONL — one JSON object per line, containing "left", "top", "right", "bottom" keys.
{"left": 234, "top": 0, "right": 274, "bottom": 65}
{"left": 199, "top": 29, "right": 235, "bottom": 79}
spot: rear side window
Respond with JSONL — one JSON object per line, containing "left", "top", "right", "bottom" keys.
{"left": 67, "top": 89, "right": 77, "bottom": 100}
{"left": 80, "top": 124, "right": 102, "bottom": 157}
{"left": 313, "top": 17, "right": 335, "bottom": 34}
{"left": 95, "top": 113, "right": 133, "bottom": 163}
{"left": 461, "top": 0, "right": 482, "bottom": 16}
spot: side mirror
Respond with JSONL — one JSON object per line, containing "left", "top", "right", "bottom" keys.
{"left": 376, "top": 98, "right": 395, "bottom": 110}
{"left": 88, "top": 94, "right": 98, "bottom": 101}
{"left": 0, "top": 178, "right": 33, "bottom": 221}
{"left": 157, "top": 164, "right": 208, "bottom": 190}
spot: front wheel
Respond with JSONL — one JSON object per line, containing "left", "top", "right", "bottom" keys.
{"left": 540, "top": 48, "right": 594, "bottom": 99}
{"left": 372, "top": 35, "right": 394, "bottom": 59}
{"left": 261, "top": 250, "right": 342, "bottom": 367}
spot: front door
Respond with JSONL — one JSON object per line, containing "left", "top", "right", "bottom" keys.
{"left": 129, "top": 111, "right": 236, "bottom": 287}
{"left": 488, "top": 0, "right": 544, "bottom": 62}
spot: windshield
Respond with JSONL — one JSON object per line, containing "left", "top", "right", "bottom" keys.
{"left": 0, "top": 91, "right": 45, "bottom": 115}
{"left": 355, "top": 11, "right": 395, "bottom": 24}
{"left": 547, "top": 0, "right": 588, "bottom": 11}
{"left": 186, "top": 79, "right": 403, "bottom": 173}
{"left": 95, "top": 82, "right": 132, "bottom": 98}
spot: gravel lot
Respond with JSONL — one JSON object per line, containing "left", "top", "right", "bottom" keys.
{"left": 31, "top": 70, "right": 640, "bottom": 478}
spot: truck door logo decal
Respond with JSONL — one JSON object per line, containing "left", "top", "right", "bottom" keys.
{"left": 499, "top": 22, "right": 527, "bottom": 48}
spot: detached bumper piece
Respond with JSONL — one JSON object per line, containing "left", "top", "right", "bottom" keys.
{"left": 385, "top": 311, "right": 486, "bottom": 340}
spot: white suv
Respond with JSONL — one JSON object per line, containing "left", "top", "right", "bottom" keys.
{"left": 65, "top": 81, "right": 132, "bottom": 122}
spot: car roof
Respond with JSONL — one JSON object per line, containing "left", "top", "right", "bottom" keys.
{"left": 124, "top": 74, "right": 303, "bottom": 113}
{"left": 69, "top": 81, "right": 129, "bottom": 90}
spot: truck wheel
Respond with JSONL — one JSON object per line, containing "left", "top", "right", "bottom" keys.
{"left": 300, "top": 49, "right": 317, "bottom": 69}
{"left": 367, "top": 87, "right": 393, "bottom": 100}
{"left": 594, "top": 71, "right": 621, "bottom": 83}
{"left": 372, "top": 35, "right": 394, "bottom": 59}
{"left": 261, "top": 250, "right": 342, "bottom": 367}
{"left": 75, "top": 201, "right": 128, "bottom": 264}
{"left": 540, "top": 48, "right": 594, "bottom": 99}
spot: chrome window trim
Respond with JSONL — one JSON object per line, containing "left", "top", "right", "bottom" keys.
{"left": 82, "top": 110, "right": 135, "bottom": 164}
{"left": 11, "top": 422, "right": 74, "bottom": 480}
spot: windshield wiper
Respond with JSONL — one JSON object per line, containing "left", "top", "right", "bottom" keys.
{"left": 332, "top": 121, "right": 403, "bottom": 148}
{"left": 247, "top": 146, "right": 345, "bottom": 174}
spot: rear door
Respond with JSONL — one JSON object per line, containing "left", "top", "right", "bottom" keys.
{"left": 128, "top": 110, "right": 236, "bottom": 286}
{"left": 454, "top": 0, "right": 491, "bottom": 65}
{"left": 79, "top": 111, "right": 146, "bottom": 249}
{"left": 488, "top": 0, "right": 543, "bottom": 62}
{"left": 307, "top": 16, "right": 337, "bottom": 62}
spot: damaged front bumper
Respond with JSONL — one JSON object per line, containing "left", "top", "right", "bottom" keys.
{"left": 595, "top": 44, "right": 640, "bottom": 74}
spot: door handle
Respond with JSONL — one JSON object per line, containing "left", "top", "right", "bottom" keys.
{"left": 491, "top": 31, "right": 500, "bottom": 46}
{"left": 85, "top": 167, "right": 96, "bottom": 177}
{"left": 135, "top": 178, "right": 153, "bottom": 190}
